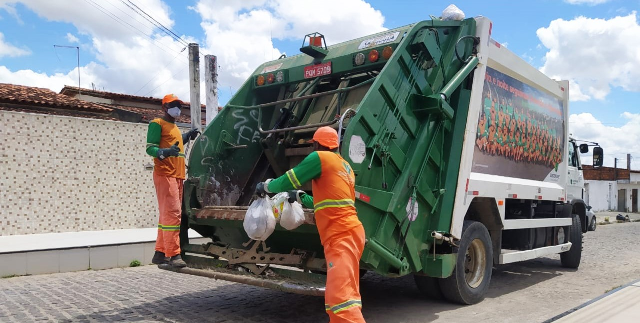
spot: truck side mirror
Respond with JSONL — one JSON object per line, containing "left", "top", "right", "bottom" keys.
{"left": 579, "top": 144, "right": 589, "bottom": 153}
{"left": 593, "top": 146, "right": 603, "bottom": 167}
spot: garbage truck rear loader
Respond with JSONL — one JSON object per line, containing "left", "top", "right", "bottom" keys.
{"left": 164, "top": 14, "right": 602, "bottom": 304}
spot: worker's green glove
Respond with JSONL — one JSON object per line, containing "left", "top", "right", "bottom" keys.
{"left": 157, "top": 142, "right": 180, "bottom": 160}
{"left": 182, "top": 128, "right": 200, "bottom": 143}
{"left": 255, "top": 179, "right": 273, "bottom": 198}
{"left": 288, "top": 190, "right": 304, "bottom": 204}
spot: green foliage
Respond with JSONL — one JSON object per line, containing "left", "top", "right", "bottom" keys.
{"left": 129, "top": 260, "right": 141, "bottom": 267}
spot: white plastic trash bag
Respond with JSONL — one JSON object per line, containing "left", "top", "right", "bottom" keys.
{"left": 243, "top": 196, "right": 276, "bottom": 241}
{"left": 442, "top": 4, "right": 465, "bottom": 21}
{"left": 281, "top": 201, "right": 305, "bottom": 231}
{"left": 271, "top": 192, "right": 289, "bottom": 221}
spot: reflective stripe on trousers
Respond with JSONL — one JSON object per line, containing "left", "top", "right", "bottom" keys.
{"left": 153, "top": 172, "right": 183, "bottom": 258}
{"left": 324, "top": 225, "right": 366, "bottom": 323}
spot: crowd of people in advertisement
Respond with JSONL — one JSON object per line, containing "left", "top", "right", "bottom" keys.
{"left": 476, "top": 86, "right": 564, "bottom": 170}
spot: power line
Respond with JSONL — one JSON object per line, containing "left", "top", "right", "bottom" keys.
{"left": 143, "top": 64, "right": 189, "bottom": 97}
{"left": 121, "top": 0, "right": 208, "bottom": 57}
{"left": 122, "top": 0, "right": 188, "bottom": 47}
{"left": 134, "top": 45, "right": 187, "bottom": 95}
{"left": 83, "top": 0, "right": 185, "bottom": 58}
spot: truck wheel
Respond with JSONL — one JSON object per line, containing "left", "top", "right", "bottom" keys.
{"left": 561, "top": 214, "right": 582, "bottom": 268}
{"left": 589, "top": 216, "right": 597, "bottom": 231}
{"left": 414, "top": 275, "right": 443, "bottom": 299}
{"left": 439, "top": 220, "right": 493, "bottom": 305}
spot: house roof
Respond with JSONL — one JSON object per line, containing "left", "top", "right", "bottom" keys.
{"left": 60, "top": 85, "right": 208, "bottom": 109}
{"left": 112, "top": 105, "right": 192, "bottom": 124}
{"left": 0, "top": 83, "right": 113, "bottom": 113}
{"left": 60, "top": 85, "right": 161, "bottom": 105}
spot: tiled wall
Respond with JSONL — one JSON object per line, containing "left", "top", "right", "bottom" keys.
{"left": 0, "top": 111, "right": 186, "bottom": 236}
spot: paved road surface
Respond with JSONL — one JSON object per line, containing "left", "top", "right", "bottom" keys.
{"left": 1, "top": 221, "right": 639, "bottom": 323}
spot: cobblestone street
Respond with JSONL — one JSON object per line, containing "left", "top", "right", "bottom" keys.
{"left": 2, "top": 222, "right": 640, "bottom": 323}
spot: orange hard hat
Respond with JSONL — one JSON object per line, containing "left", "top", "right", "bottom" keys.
{"left": 162, "top": 93, "right": 181, "bottom": 105}
{"left": 311, "top": 126, "right": 339, "bottom": 149}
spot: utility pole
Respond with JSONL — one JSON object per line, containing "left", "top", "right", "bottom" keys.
{"left": 54, "top": 45, "right": 80, "bottom": 95}
{"left": 188, "top": 43, "right": 201, "bottom": 131}
{"left": 205, "top": 55, "right": 219, "bottom": 125}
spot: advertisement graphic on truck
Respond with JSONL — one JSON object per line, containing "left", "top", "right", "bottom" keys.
{"left": 473, "top": 66, "right": 565, "bottom": 181}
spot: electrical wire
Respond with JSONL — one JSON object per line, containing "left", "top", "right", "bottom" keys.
{"left": 83, "top": 0, "right": 185, "bottom": 57}
{"left": 123, "top": 0, "right": 189, "bottom": 47}
{"left": 143, "top": 64, "right": 189, "bottom": 97}
{"left": 134, "top": 45, "right": 187, "bottom": 95}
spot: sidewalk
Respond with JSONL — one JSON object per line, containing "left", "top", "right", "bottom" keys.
{"left": 547, "top": 279, "right": 640, "bottom": 323}
{"left": 0, "top": 228, "right": 208, "bottom": 277}
{"left": 595, "top": 211, "right": 640, "bottom": 223}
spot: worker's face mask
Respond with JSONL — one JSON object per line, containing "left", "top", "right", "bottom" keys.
{"left": 167, "top": 107, "right": 181, "bottom": 118}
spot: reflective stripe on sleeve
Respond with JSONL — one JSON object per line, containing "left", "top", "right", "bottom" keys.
{"left": 286, "top": 169, "right": 302, "bottom": 189}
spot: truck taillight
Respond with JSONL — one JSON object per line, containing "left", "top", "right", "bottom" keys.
{"left": 266, "top": 73, "right": 275, "bottom": 84}
{"left": 382, "top": 46, "right": 393, "bottom": 60}
{"left": 368, "top": 49, "right": 379, "bottom": 62}
{"left": 256, "top": 75, "right": 265, "bottom": 86}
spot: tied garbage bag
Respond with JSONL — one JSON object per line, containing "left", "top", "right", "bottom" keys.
{"left": 442, "top": 4, "right": 465, "bottom": 21}
{"left": 243, "top": 196, "right": 276, "bottom": 241}
{"left": 271, "top": 192, "right": 289, "bottom": 221}
{"left": 281, "top": 201, "right": 305, "bottom": 231}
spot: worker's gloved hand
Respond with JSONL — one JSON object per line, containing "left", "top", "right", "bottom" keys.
{"left": 157, "top": 142, "right": 180, "bottom": 160}
{"left": 288, "top": 190, "right": 304, "bottom": 203}
{"left": 182, "top": 128, "right": 200, "bottom": 142}
{"left": 255, "top": 179, "right": 272, "bottom": 198}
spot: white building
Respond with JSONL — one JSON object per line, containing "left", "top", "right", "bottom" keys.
{"left": 583, "top": 155, "right": 640, "bottom": 213}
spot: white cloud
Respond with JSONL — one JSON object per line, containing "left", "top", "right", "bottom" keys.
{"left": 194, "top": 0, "right": 386, "bottom": 90}
{"left": 537, "top": 12, "right": 640, "bottom": 102}
{"left": 0, "top": 32, "right": 29, "bottom": 57}
{"left": 0, "top": 0, "right": 193, "bottom": 99}
{"left": 564, "top": 0, "right": 611, "bottom": 5}
{"left": 0, "top": 65, "right": 74, "bottom": 88}
{"left": 0, "top": 0, "right": 386, "bottom": 103}
{"left": 66, "top": 33, "right": 79, "bottom": 43}
{"left": 0, "top": 2, "right": 22, "bottom": 23}
{"left": 569, "top": 112, "right": 640, "bottom": 169}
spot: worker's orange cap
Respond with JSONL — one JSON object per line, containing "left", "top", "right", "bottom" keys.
{"left": 311, "top": 126, "right": 339, "bottom": 149}
{"left": 162, "top": 94, "right": 181, "bottom": 105}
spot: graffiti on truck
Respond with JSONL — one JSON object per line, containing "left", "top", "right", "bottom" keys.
{"left": 232, "top": 109, "right": 261, "bottom": 145}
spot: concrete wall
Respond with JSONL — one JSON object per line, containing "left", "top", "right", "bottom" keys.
{"left": 0, "top": 110, "right": 186, "bottom": 236}
{"left": 585, "top": 180, "right": 617, "bottom": 212}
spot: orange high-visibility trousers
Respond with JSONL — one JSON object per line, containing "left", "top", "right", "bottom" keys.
{"left": 153, "top": 172, "right": 184, "bottom": 258}
{"left": 324, "top": 224, "right": 366, "bottom": 323}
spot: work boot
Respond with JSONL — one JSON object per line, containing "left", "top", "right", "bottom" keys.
{"left": 152, "top": 251, "right": 167, "bottom": 265}
{"left": 168, "top": 255, "right": 187, "bottom": 268}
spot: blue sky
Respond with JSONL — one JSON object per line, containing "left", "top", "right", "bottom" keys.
{"left": 1, "top": 0, "right": 639, "bottom": 167}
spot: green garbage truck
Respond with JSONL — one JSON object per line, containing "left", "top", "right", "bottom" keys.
{"left": 163, "top": 14, "right": 603, "bottom": 304}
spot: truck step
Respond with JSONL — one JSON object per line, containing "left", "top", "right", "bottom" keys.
{"left": 499, "top": 243, "right": 572, "bottom": 264}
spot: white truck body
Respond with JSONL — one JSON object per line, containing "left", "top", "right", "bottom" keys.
{"left": 449, "top": 17, "right": 586, "bottom": 263}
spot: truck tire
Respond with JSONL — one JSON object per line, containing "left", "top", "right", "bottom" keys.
{"left": 414, "top": 275, "right": 444, "bottom": 300}
{"left": 561, "top": 214, "right": 582, "bottom": 268}
{"left": 439, "top": 220, "right": 493, "bottom": 305}
{"left": 589, "top": 216, "right": 597, "bottom": 231}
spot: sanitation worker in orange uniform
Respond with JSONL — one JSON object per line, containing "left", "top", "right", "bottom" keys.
{"left": 255, "top": 126, "right": 366, "bottom": 323}
{"left": 145, "top": 94, "right": 199, "bottom": 268}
